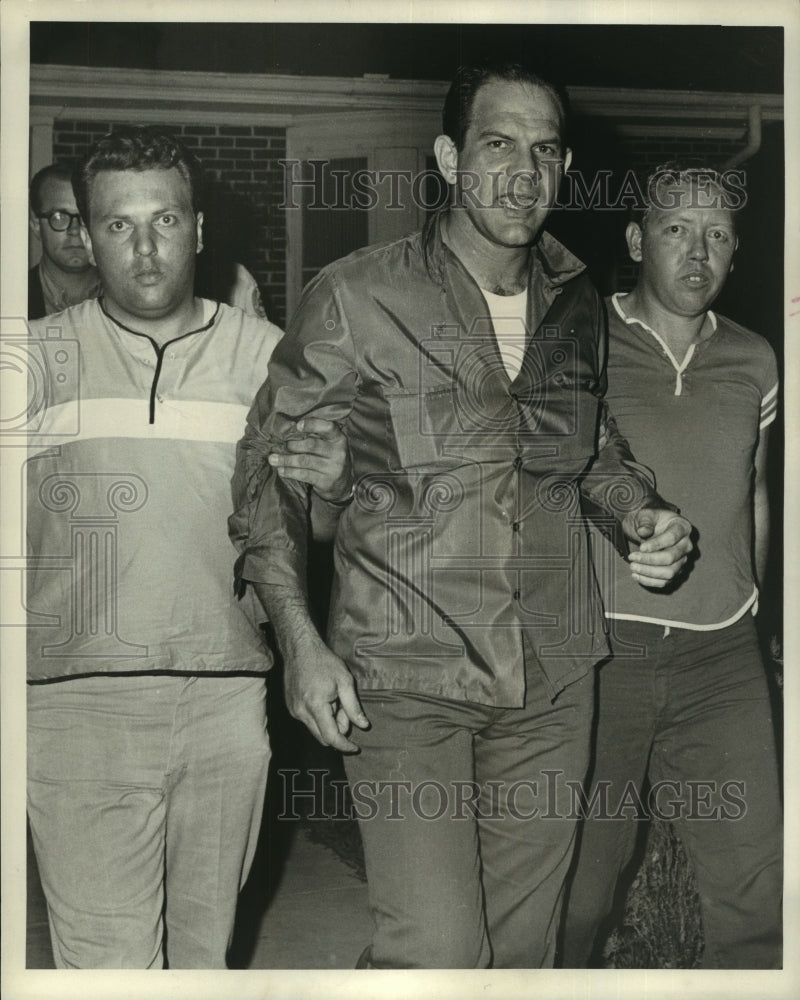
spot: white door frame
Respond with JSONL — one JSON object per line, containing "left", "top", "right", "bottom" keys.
{"left": 284, "top": 109, "right": 443, "bottom": 316}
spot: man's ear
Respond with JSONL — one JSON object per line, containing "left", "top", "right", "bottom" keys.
{"left": 195, "top": 211, "right": 204, "bottom": 256}
{"left": 30, "top": 210, "right": 42, "bottom": 241}
{"left": 433, "top": 134, "right": 459, "bottom": 186}
{"left": 626, "top": 221, "right": 644, "bottom": 263}
{"left": 81, "top": 225, "right": 96, "bottom": 267}
{"left": 563, "top": 148, "right": 573, "bottom": 173}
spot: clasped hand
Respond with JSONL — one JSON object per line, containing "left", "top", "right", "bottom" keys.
{"left": 622, "top": 508, "right": 693, "bottom": 588}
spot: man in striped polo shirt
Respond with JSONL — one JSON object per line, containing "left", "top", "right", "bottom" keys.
{"left": 561, "top": 162, "right": 782, "bottom": 968}
{"left": 25, "top": 126, "right": 349, "bottom": 968}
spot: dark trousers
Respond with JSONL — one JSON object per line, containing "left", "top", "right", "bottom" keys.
{"left": 561, "top": 614, "right": 782, "bottom": 968}
{"left": 344, "top": 653, "right": 594, "bottom": 968}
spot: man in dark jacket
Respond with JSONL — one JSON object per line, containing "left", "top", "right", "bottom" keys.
{"left": 231, "top": 61, "right": 694, "bottom": 968}
{"left": 28, "top": 162, "right": 100, "bottom": 319}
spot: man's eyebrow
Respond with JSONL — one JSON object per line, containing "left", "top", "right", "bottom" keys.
{"left": 654, "top": 212, "right": 734, "bottom": 226}
{"left": 476, "top": 128, "right": 561, "bottom": 144}
{"left": 476, "top": 128, "right": 514, "bottom": 139}
{"left": 94, "top": 205, "right": 182, "bottom": 221}
{"left": 93, "top": 209, "right": 129, "bottom": 221}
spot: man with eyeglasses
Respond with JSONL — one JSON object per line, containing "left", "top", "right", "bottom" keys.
{"left": 29, "top": 161, "right": 269, "bottom": 322}
{"left": 28, "top": 162, "right": 101, "bottom": 319}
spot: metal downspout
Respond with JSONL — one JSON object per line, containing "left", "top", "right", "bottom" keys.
{"left": 723, "top": 105, "right": 763, "bottom": 168}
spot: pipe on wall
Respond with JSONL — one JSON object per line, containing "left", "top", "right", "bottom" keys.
{"left": 723, "top": 105, "right": 763, "bottom": 169}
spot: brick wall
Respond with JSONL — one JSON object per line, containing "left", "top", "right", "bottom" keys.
{"left": 52, "top": 120, "right": 289, "bottom": 326}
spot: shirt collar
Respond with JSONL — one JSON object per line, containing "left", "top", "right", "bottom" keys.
{"left": 612, "top": 291, "right": 718, "bottom": 333}
{"left": 98, "top": 296, "right": 220, "bottom": 352}
{"left": 422, "top": 209, "right": 585, "bottom": 289}
{"left": 38, "top": 256, "right": 101, "bottom": 314}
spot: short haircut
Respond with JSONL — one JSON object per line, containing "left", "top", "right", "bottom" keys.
{"left": 635, "top": 158, "right": 741, "bottom": 228}
{"left": 29, "top": 162, "right": 77, "bottom": 215}
{"left": 442, "top": 60, "right": 568, "bottom": 152}
{"left": 73, "top": 125, "right": 205, "bottom": 227}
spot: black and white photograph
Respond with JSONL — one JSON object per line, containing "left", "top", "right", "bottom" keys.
{"left": 1, "top": 2, "right": 798, "bottom": 998}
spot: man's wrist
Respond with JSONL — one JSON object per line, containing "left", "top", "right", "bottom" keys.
{"left": 315, "top": 485, "right": 355, "bottom": 507}
{"left": 640, "top": 498, "right": 681, "bottom": 516}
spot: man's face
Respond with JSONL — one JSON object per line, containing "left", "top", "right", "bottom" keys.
{"left": 30, "top": 176, "right": 91, "bottom": 273}
{"left": 438, "top": 78, "right": 572, "bottom": 251}
{"left": 82, "top": 167, "right": 203, "bottom": 324}
{"left": 628, "top": 184, "right": 737, "bottom": 318}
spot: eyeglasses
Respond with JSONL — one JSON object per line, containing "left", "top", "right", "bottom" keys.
{"left": 38, "top": 210, "right": 82, "bottom": 232}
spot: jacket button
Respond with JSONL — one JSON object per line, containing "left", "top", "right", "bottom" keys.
{"left": 513, "top": 590, "right": 521, "bottom": 600}
{"left": 514, "top": 457, "right": 522, "bottom": 470}
{"left": 512, "top": 521, "right": 520, "bottom": 532}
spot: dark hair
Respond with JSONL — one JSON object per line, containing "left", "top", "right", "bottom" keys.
{"left": 442, "top": 60, "right": 567, "bottom": 151}
{"left": 29, "top": 162, "right": 77, "bottom": 215}
{"left": 634, "top": 158, "right": 742, "bottom": 228}
{"left": 73, "top": 125, "right": 205, "bottom": 227}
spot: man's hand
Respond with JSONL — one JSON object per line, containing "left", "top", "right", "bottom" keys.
{"left": 284, "top": 639, "right": 369, "bottom": 753}
{"left": 253, "top": 584, "right": 368, "bottom": 752}
{"left": 622, "top": 508, "right": 693, "bottom": 589}
{"left": 268, "top": 417, "right": 351, "bottom": 502}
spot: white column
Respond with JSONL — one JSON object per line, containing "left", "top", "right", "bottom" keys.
{"left": 28, "top": 118, "right": 55, "bottom": 268}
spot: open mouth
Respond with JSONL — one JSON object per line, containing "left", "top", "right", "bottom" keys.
{"left": 498, "top": 195, "right": 539, "bottom": 211}
{"left": 681, "top": 272, "right": 710, "bottom": 287}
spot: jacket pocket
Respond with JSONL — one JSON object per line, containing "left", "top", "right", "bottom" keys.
{"left": 386, "top": 386, "right": 521, "bottom": 471}
{"left": 385, "top": 388, "right": 458, "bottom": 471}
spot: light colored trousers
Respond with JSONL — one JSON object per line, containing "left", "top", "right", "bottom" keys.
{"left": 27, "top": 672, "right": 270, "bottom": 969}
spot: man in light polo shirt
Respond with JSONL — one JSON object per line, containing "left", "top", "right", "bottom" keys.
{"left": 561, "top": 162, "right": 782, "bottom": 968}
{"left": 25, "top": 125, "right": 349, "bottom": 968}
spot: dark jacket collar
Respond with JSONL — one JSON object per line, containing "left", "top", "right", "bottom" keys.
{"left": 421, "top": 208, "right": 585, "bottom": 290}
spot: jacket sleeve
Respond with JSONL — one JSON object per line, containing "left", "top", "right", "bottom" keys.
{"left": 229, "top": 269, "right": 358, "bottom": 596}
{"left": 28, "top": 266, "right": 46, "bottom": 321}
{"left": 577, "top": 294, "right": 677, "bottom": 541}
